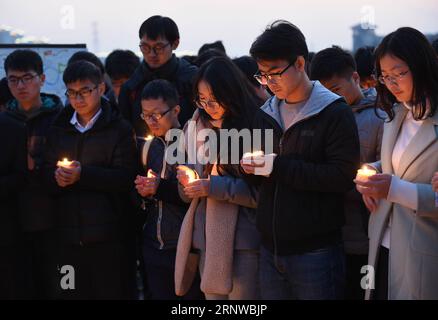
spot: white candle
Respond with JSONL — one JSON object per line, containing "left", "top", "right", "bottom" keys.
{"left": 242, "top": 150, "right": 265, "bottom": 165}
{"left": 57, "top": 158, "right": 73, "bottom": 169}
{"left": 178, "top": 165, "right": 197, "bottom": 183}
{"left": 147, "top": 169, "right": 154, "bottom": 178}
{"left": 356, "top": 166, "right": 377, "bottom": 181}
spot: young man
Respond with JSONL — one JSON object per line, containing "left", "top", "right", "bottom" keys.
{"left": 3, "top": 49, "right": 63, "bottom": 299}
{"left": 134, "top": 79, "right": 203, "bottom": 300}
{"left": 0, "top": 113, "right": 27, "bottom": 299}
{"left": 310, "top": 46, "right": 384, "bottom": 300}
{"left": 354, "top": 46, "right": 378, "bottom": 93}
{"left": 104, "top": 50, "right": 140, "bottom": 101}
{"left": 242, "top": 20, "right": 360, "bottom": 300}
{"left": 44, "top": 60, "right": 138, "bottom": 299}
{"left": 118, "top": 15, "right": 198, "bottom": 138}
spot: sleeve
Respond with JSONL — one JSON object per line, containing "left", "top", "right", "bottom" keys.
{"left": 208, "top": 175, "right": 258, "bottom": 208}
{"left": 416, "top": 183, "right": 438, "bottom": 217}
{"left": 155, "top": 177, "right": 188, "bottom": 207}
{"left": 270, "top": 105, "right": 360, "bottom": 193}
{"left": 387, "top": 175, "right": 418, "bottom": 210}
{"left": 77, "top": 125, "right": 138, "bottom": 192}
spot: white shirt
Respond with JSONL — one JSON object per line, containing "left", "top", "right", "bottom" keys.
{"left": 381, "top": 104, "right": 423, "bottom": 249}
{"left": 70, "top": 109, "right": 102, "bottom": 133}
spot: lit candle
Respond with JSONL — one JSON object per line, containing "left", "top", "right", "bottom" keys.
{"left": 147, "top": 169, "right": 154, "bottom": 178}
{"left": 356, "top": 166, "right": 377, "bottom": 181}
{"left": 178, "top": 165, "right": 197, "bottom": 184}
{"left": 242, "top": 150, "right": 265, "bottom": 165}
{"left": 145, "top": 135, "right": 153, "bottom": 141}
{"left": 57, "top": 158, "right": 73, "bottom": 169}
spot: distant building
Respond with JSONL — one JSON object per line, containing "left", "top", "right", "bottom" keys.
{"left": 352, "top": 23, "right": 438, "bottom": 53}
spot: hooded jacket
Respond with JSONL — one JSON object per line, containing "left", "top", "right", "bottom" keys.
{"left": 247, "top": 81, "right": 360, "bottom": 255}
{"left": 4, "top": 93, "right": 63, "bottom": 231}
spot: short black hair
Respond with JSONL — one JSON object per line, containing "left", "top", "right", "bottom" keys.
{"left": 310, "top": 46, "right": 356, "bottom": 81}
{"left": 105, "top": 50, "right": 140, "bottom": 80}
{"left": 67, "top": 51, "right": 105, "bottom": 74}
{"left": 354, "top": 46, "right": 376, "bottom": 79}
{"left": 141, "top": 79, "right": 179, "bottom": 107}
{"left": 250, "top": 20, "right": 308, "bottom": 63}
{"left": 63, "top": 60, "right": 103, "bottom": 86}
{"left": 432, "top": 39, "right": 438, "bottom": 56}
{"left": 232, "top": 56, "right": 260, "bottom": 87}
{"left": 195, "top": 48, "right": 227, "bottom": 67}
{"left": 4, "top": 49, "right": 43, "bottom": 75}
{"left": 198, "top": 41, "right": 226, "bottom": 55}
{"left": 138, "top": 15, "right": 179, "bottom": 43}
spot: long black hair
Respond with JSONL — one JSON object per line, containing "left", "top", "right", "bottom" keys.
{"left": 375, "top": 27, "right": 438, "bottom": 121}
{"left": 192, "top": 56, "right": 261, "bottom": 177}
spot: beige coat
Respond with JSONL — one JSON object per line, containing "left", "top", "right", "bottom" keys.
{"left": 366, "top": 104, "right": 438, "bottom": 300}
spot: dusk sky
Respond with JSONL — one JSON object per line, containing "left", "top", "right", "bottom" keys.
{"left": 2, "top": 0, "right": 438, "bottom": 57}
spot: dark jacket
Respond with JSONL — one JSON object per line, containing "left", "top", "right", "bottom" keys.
{"left": 4, "top": 93, "right": 63, "bottom": 232}
{"left": 118, "top": 55, "right": 198, "bottom": 137}
{"left": 138, "top": 136, "right": 189, "bottom": 250}
{"left": 247, "top": 81, "right": 360, "bottom": 255}
{"left": 44, "top": 99, "right": 138, "bottom": 245}
{"left": 0, "top": 113, "right": 27, "bottom": 245}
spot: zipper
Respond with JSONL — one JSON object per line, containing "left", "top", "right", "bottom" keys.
{"left": 155, "top": 136, "right": 167, "bottom": 250}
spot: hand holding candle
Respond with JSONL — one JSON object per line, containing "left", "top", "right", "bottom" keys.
{"left": 354, "top": 165, "right": 391, "bottom": 203}
{"left": 135, "top": 169, "right": 159, "bottom": 198}
{"left": 241, "top": 150, "right": 277, "bottom": 176}
{"left": 55, "top": 158, "right": 81, "bottom": 187}
{"left": 57, "top": 158, "right": 74, "bottom": 169}
{"left": 356, "top": 165, "right": 377, "bottom": 182}
{"left": 176, "top": 165, "right": 197, "bottom": 187}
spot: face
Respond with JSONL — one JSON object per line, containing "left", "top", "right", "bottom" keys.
{"left": 197, "top": 80, "right": 226, "bottom": 121}
{"left": 7, "top": 69, "right": 45, "bottom": 106}
{"left": 141, "top": 98, "right": 180, "bottom": 137}
{"left": 110, "top": 77, "right": 129, "bottom": 99}
{"left": 66, "top": 79, "right": 104, "bottom": 117}
{"left": 320, "top": 72, "right": 362, "bottom": 106}
{"left": 379, "top": 54, "right": 413, "bottom": 103}
{"left": 139, "top": 35, "right": 178, "bottom": 69}
{"left": 256, "top": 57, "right": 305, "bottom": 100}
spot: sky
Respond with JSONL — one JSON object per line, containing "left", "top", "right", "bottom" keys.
{"left": 1, "top": 0, "right": 438, "bottom": 57}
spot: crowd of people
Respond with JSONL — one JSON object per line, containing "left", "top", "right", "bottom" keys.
{"left": 1, "top": 15, "right": 438, "bottom": 300}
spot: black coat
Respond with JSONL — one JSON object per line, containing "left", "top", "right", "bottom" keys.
{"left": 248, "top": 98, "right": 360, "bottom": 255}
{"left": 0, "top": 113, "right": 27, "bottom": 245}
{"left": 118, "top": 55, "right": 198, "bottom": 137}
{"left": 44, "top": 100, "right": 138, "bottom": 245}
{"left": 4, "top": 93, "right": 63, "bottom": 232}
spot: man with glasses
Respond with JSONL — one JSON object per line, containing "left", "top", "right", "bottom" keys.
{"left": 43, "top": 60, "right": 138, "bottom": 299}
{"left": 118, "top": 15, "right": 198, "bottom": 138}
{"left": 241, "top": 20, "right": 360, "bottom": 300}
{"left": 3, "top": 49, "right": 63, "bottom": 299}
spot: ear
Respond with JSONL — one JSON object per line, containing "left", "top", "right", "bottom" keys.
{"left": 39, "top": 73, "right": 46, "bottom": 86}
{"left": 171, "top": 39, "right": 180, "bottom": 51}
{"left": 295, "top": 56, "right": 306, "bottom": 72}
{"left": 173, "top": 104, "right": 181, "bottom": 116}
{"left": 98, "top": 82, "right": 105, "bottom": 96}
{"left": 352, "top": 71, "right": 361, "bottom": 85}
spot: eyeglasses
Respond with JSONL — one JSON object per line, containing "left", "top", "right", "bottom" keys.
{"left": 65, "top": 86, "right": 98, "bottom": 99}
{"left": 140, "top": 108, "right": 172, "bottom": 122}
{"left": 139, "top": 42, "right": 171, "bottom": 55}
{"left": 378, "top": 70, "right": 410, "bottom": 86}
{"left": 7, "top": 73, "right": 39, "bottom": 86}
{"left": 254, "top": 62, "right": 293, "bottom": 85}
{"left": 195, "top": 98, "right": 221, "bottom": 111}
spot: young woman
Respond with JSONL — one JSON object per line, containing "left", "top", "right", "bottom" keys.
{"left": 355, "top": 27, "right": 438, "bottom": 300}
{"left": 174, "top": 56, "right": 261, "bottom": 300}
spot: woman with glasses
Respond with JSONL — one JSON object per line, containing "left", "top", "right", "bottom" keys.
{"left": 354, "top": 27, "right": 438, "bottom": 300}
{"left": 174, "top": 56, "right": 261, "bottom": 300}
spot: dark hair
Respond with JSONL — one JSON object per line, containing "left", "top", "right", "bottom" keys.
{"left": 138, "top": 15, "right": 179, "bottom": 43}
{"left": 0, "top": 77, "right": 13, "bottom": 106}
{"left": 310, "top": 46, "right": 356, "bottom": 81}
{"left": 198, "top": 41, "right": 226, "bottom": 55}
{"left": 4, "top": 49, "right": 43, "bottom": 75}
{"left": 354, "top": 46, "right": 376, "bottom": 79}
{"left": 232, "top": 56, "right": 260, "bottom": 88}
{"left": 375, "top": 27, "right": 438, "bottom": 121}
{"left": 105, "top": 50, "right": 140, "bottom": 80}
{"left": 141, "top": 79, "right": 179, "bottom": 107}
{"left": 63, "top": 60, "right": 103, "bottom": 86}
{"left": 193, "top": 56, "right": 261, "bottom": 177}
{"left": 432, "top": 39, "right": 438, "bottom": 56}
{"left": 67, "top": 51, "right": 105, "bottom": 74}
{"left": 195, "top": 48, "right": 227, "bottom": 67}
{"left": 250, "top": 20, "right": 308, "bottom": 63}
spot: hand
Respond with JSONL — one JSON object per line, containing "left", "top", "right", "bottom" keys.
{"left": 354, "top": 173, "right": 392, "bottom": 200}
{"left": 135, "top": 170, "right": 159, "bottom": 198}
{"left": 55, "top": 161, "right": 81, "bottom": 187}
{"left": 183, "top": 178, "right": 210, "bottom": 199}
{"left": 176, "top": 165, "right": 196, "bottom": 187}
{"left": 431, "top": 172, "right": 438, "bottom": 193}
{"left": 363, "top": 194, "right": 379, "bottom": 213}
{"left": 239, "top": 158, "right": 266, "bottom": 175}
